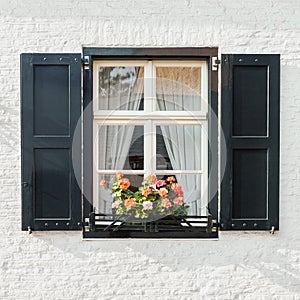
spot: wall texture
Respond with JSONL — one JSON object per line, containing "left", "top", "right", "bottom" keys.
{"left": 0, "top": 0, "right": 300, "bottom": 299}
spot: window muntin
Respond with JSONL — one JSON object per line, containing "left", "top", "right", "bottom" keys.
{"left": 93, "top": 60, "right": 208, "bottom": 217}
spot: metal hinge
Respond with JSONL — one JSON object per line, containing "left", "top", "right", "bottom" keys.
{"left": 212, "top": 57, "right": 221, "bottom": 71}
{"left": 82, "top": 56, "right": 90, "bottom": 70}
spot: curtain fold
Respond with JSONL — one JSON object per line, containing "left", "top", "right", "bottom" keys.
{"left": 98, "top": 67, "right": 144, "bottom": 213}
{"left": 160, "top": 124, "right": 203, "bottom": 215}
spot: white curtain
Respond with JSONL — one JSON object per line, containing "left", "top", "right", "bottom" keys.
{"left": 97, "top": 67, "right": 144, "bottom": 213}
{"left": 160, "top": 124, "right": 204, "bottom": 215}
{"left": 156, "top": 67, "right": 201, "bottom": 111}
{"left": 157, "top": 67, "right": 206, "bottom": 215}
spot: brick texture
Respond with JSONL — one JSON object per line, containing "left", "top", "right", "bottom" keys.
{"left": 0, "top": 0, "right": 300, "bottom": 299}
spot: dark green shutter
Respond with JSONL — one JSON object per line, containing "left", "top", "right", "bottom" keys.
{"left": 21, "top": 53, "right": 82, "bottom": 231}
{"left": 221, "top": 54, "right": 280, "bottom": 230}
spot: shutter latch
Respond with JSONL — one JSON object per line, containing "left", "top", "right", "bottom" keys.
{"left": 212, "top": 57, "right": 220, "bottom": 71}
{"left": 82, "top": 56, "right": 90, "bottom": 70}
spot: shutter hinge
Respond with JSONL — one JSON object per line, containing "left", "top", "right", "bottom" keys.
{"left": 28, "top": 226, "right": 32, "bottom": 234}
{"left": 270, "top": 226, "right": 275, "bottom": 234}
{"left": 82, "top": 56, "right": 90, "bottom": 70}
{"left": 212, "top": 57, "right": 220, "bottom": 71}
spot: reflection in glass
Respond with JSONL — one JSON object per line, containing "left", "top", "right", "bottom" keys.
{"left": 156, "top": 67, "right": 202, "bottom": 111}
{"left": 98, "top": 125, "right": 144, "bottom": 170}
{"left": 98, "top": 66, "right": 144, "bottom": 110}
{"left": 156, "top": 125, "right": 201, "bottom": 170}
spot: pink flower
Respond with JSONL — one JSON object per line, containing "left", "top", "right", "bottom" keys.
{"left": 171, "top": 183, "right": 184, "bottom": 197}
{"left": 173, "top": 197, "right": 184, "bottom": 206}
{"left": 112, "top": 200, "right": 120, "bottom": 208}
{"left": 142, "top": 201, "right": 153, "bottom": 210}
{"left": 124, "top": 198, "right": 136, "bottom": 209}
{"left": 158, "top": 188, "right": 168, "bottom": 198}
{"left": 100, "top": 179, "right": 107, "bottom": 187}
{"left": 146, "top": 175, "right": 157, "bottom": 184}
{"left": 161, "top": 198, "right": 172, "bottom": 208}
{"left": 156, "top": 180, "right": 166, "bottom": 187}
{"left": 118, "top": 178, "right": 130, "bottom": 190}
{"left": 141, "top": 188, "right": 152, "bottom": 196}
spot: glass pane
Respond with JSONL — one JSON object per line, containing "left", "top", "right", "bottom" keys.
{"left": 155, "top": 174, "right": 205, "bottom": 216}
{"left": 98, "top": 66, "right": 144, "bottom": 110}
{"left": 97, "top": 174, "right": 144, "bottom": 214}
{"left": 156, "top": 125, "right": 202, "bottom": 170}
{"left": 98, "top": 125, "right": 144, "bottom": 170}
{"left": 156, "top": 66, "right": 202, "bottom": 111}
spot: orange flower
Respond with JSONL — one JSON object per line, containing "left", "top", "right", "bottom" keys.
{"left": 158, "top": 188, "right": 168, "bottom": 198}
{"left": 146, "top": 175, "right": 157, "bottom": 184}
{"left": 116, "top": 172, "right": 123, "bottom": 180}
{"left": 166, "top": 176, "right": 175, "bottom": 183}
{"left": 124, "top": 198, "right": 136, "bottom": 209}
{"left": 118, "top": 178, "right": 130, "bottom": 190}
{"left": 142, "top": 188, "right": 152, "bottom": 196}
{"left": 161, "top": 198, "right": 172, "bottom": 208}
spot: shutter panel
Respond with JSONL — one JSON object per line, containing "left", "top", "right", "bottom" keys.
{"left": 21, "top": 53, "right": 82, "bottom": 231}
{"left": 221, "top": 54, "right": 280, "bottom": 230}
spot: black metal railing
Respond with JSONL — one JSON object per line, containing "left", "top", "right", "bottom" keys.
{"left": 84, "top": 212, "right": 218, "bottom": 238}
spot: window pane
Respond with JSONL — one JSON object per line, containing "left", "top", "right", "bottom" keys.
{"left": 156, "top": 125, "right": 202, "bottom": 170}
{"left": 98, "top": 125, "right": 144, "bottom": 170}
{"left": 98, "top": 66, "right": 144, "bottom": 110}
{"left": 156, "top": 67, "right": 202, "bottom": 111}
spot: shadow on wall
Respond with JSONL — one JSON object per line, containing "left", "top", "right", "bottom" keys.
{"left": 33, "top": 231, "right": 300, "bottom": 295}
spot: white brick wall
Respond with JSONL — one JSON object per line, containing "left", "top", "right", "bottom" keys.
{"left": 0, "top": 0, "right": 300, "bottom": 298}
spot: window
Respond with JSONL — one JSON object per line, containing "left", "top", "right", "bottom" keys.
{"left": 93, "top": 60, "right": 209, "bottom": 217}
{"left": 82, "top": 49, "right": 219, "bottom": 238}
{"left": 21, "top": 49, "right": 279, "bottom": 237}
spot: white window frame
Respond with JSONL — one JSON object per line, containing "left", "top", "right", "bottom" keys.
{"left": 92, "top": 60, "right": 209, "bottom": 215}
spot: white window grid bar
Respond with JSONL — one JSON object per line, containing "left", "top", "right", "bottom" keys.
{"left": 96, "top": 170, "right": 204, "bottom": 174}
{"left": 93, "top": 111, "right": 208, "bottom": 120}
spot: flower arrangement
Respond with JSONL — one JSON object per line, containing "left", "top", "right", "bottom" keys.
{"left": 100, "top": 173, "right": 189, "bottom": 220}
